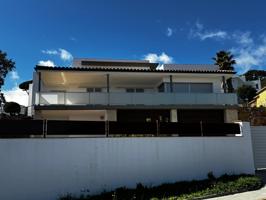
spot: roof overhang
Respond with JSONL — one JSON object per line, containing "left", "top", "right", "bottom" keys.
{"left": 35, "top": 65, "right": 236, "bottom": 75}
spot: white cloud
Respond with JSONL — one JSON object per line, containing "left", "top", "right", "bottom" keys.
{"left": 41, "top": 49, "right": 58, "bottom": 55}
{"left": 59, "top": 48, "right": 73, "bottom": 61}
{"left": 166, "top": 27, "right": 173, "bottom": 37}
{"left": 188, "top": 21, "right": 266, "bottom": 73}
{"left": 2, "top": 87, "right": 28, "bottom": 106}
{"left": 199, "top": 31, "right": 228, "bottom": 40}
{"left": 144, "top": 52, "right": 173, "bottom": 64}
{"left": 144, "top": 52, "right": 174, "bottom": 69}
{"left": 231, "top": 33, "right": 266, "bottom": 73}
{"left": 41, "top": 48, "right": 73, "bottom": 61}
{"left": 10, "top": 71, "right": 19, "bottom": 80}
{"left": 70, "top": 36, "right": 77, "bottom": 41}
{"left": 195, "top": 21, "right": 203, "bottom": 30}
{"left": 233, "top": 32, "right": 253, "bottom": 46}
{"left": 190, "top": 21, "right": 228, "bottom": 41}
{"left": 38, "top": 60, "right": 55, "bottom": 67}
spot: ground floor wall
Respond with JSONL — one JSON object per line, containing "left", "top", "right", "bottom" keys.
{"left": 35, "top": 110, "right": 117, "bottom": 121}
{"left": 0, "top": 122, "right": 254, "bottom": 200}
{"left": 34, "top": 108, "right": 238, "bottom": 123}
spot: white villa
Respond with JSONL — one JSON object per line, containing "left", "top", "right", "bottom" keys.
{"left": 28, "top": 58, "right": 238, "bottom": 123}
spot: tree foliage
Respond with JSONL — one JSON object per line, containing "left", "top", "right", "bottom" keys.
{"left": 213, "top": 50, "right": 236, "bottom": 93}
{"left": 0, "top": 50, "right": 15, "bottom": 91}
{"left": 3, "top": 102, "right": 21, "bottom": 116}
{"left": 237, "top": 85, "right": 257, "bottom": 102}
{"left": 212, "top": 50, "right": 236, "bottom": 71}
{"left": 244, "top": 70, "right": 266, "bottom": 81}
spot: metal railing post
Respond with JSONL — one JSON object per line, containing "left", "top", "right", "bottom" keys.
{"left": 156, "top": 120, "right": 160, "bottom": 136}
{"left": 200, "top": 121, "right": 203, "bottom": 136}
{"left": 44, "top": 119, "right": 48, "bottom": 138}
{"left": 105, "top": 120, "right": 109, "bottom": 137}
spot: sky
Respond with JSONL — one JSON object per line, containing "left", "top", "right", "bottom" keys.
{"left": 1, "top": 0, "right": 266, "bottom": 105}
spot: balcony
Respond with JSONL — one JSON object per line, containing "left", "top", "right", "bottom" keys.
{"left": 36, "top": 92, "right": 238, "bottom": 106}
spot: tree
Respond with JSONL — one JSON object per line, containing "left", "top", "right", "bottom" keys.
{"left": 0, "top": 50, "right": 16, "bottom": 112}
{"left": 237, "top": 85, "right": 257, "bottom": 103}
{"left": 4, "top": 102, "right": 21, "bottom": 116}
{"left": 244, "top": 70, "right": 266, "bottom": 81}
{"left": 213, "top": 50, "right": 236, "bottom": 93}
{"left": 0, "top": 50, "right": 15, "bottom": 91}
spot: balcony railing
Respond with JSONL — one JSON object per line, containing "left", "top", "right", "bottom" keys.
{"left": 36, "top": 92, "right": 238, "bottom": 106}
{"left": 0, "top": 119, "right": 241, "bottom": 138}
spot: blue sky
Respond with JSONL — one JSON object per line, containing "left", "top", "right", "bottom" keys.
{"left": 1, "top": 0, "right": 266, "bottom": 104}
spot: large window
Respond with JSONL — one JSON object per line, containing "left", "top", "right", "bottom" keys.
{"left": 161, "top": 83, "right": 213, "bottom": 93}
{"left": 87, "top": 88, "right": 102, "bottom": 92}
{"left": 190, "top": 83, "right": 213, "bottom": 93}
{"left": 126, "top": 88, "right": 144, "bottom": 93}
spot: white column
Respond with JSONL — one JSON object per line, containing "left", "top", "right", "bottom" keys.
{"left": 170, "top": 109, "right": 177, "bottom": 122}
{"left": 105, "top": 110, "right": 117, "bottom": 121}
{"left": 224, "top": 109, "right": 238, "bottom": 123}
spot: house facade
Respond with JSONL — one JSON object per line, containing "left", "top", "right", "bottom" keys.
{"left": 28, "top": 58, "right": 238, "bottom": 123}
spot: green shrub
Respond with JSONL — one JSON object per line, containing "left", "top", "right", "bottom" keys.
{"left": 59, "top": 174, "right": 263, "bottom": 200}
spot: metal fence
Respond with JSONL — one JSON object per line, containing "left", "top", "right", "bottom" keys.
{"left": 0, "top": 120, "right": 241, "bottom": 138}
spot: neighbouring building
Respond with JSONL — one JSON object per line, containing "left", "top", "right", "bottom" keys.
{"left": 232, "top": 75, "right": 262, "bottom": 91}
{"left": 27, "top": 58, "right": 239, "bottom": 123}
{"left": 249, "top": 87, "right": 266, "bottom": 107}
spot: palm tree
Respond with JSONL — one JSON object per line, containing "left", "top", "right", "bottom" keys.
{"left": 213, "top": 50, "right": 236, "bottom": 93}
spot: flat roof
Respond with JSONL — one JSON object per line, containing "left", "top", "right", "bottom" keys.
{"left": 73, "top": 58, "right": 158, "bottom": 68}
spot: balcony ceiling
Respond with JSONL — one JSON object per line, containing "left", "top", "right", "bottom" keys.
{"left": 41, "top": 71, "right": 228, "bottom": 87}
{"left": 41, "top": 71, "right": 165, "bottom": 87}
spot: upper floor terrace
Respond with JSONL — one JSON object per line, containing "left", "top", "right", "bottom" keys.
{"left": 32, "top": 60, "right": 237, "bottom": 108}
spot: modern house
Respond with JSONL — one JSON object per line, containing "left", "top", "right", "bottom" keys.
{"left": 28, "top": 58, "right": 239, "bottom": 123}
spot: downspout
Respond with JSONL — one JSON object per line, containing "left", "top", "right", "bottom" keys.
{"left": 222, "top": 76, "right": 227, "bottom": 93}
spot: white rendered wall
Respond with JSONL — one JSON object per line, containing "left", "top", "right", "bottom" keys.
{"left": 0, "top": 122, "right": 254, "bottom": 200}
{"left": 37, "top": 110, "right": 106, "bottom": 121}
{"left": 251, "top": 126, "right": 266, "bottom": 169}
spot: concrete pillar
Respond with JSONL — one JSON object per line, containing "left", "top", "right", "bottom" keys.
{"left": 105, "top": 110, "right": 117, "bottom": 121}
{"left": 106, "top": 74, "right": 110, "bottom": 93}
{"left": 170, "top": 109, "right": 177, "bottom": 122}
{"left": 169, "top": 75, "right": 173, "bottom": 93}
{"left": 225, "top": 109, "right": 238, "bottom": 123}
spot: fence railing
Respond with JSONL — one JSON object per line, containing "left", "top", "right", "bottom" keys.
{"left": 0, "top": 120, "right": 241, "bottom": 138}
{"left": 36, "top": 92, "right": 238, "bottom": 106}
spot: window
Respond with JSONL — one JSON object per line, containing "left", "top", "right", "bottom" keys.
{"left": 173, "top": 83, "right": 189, "bottom": 93}
{"left": 136, "top": 88, "right": 144, "bottom": 93}
{"left": 126, "top": 88, "right": 135, "bottom": 93}
{"left": 94, "top": 88, "right": 102, "bottom": 92}
{"left": 158, "top": 82, "right": 213, "bottom": 93}
{"left": 86, "top": 88, "right": 94, "bottom": 92}
{"left": 190, "top": 83, "right": 212, "bottom": 93}
{"left": 126, "top": 88, "right": 144, "bottom": 93}
{"left": 158, "top": 83, "right": 164, "bottom": 92}
{"left": 87, "top": 88, "right": 102, "bottom": 92}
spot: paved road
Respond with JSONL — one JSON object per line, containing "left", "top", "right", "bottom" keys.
{"left": 208, "top": 186, "right": 266, "bottom": 200}
{"left": 208, "top": 170, "right": 266, "bottom": 200}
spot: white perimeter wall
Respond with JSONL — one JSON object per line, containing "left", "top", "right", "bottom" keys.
{"left": 0, "top": 122, "right": 254, "bottom": 200}
{"left": 251, "top": 126, "right": 266, "bottom": 169}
